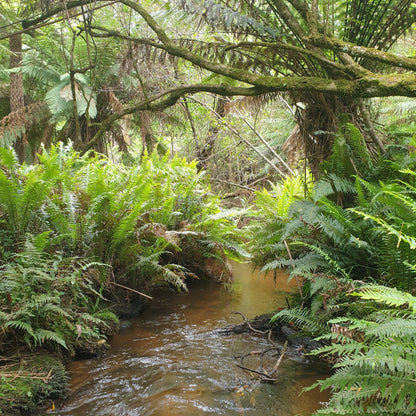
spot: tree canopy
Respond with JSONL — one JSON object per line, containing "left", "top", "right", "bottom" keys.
{"left": 15, "top": 0, "right": 416, "bottom": 97}
{"left": 1, "top": 0, "right": 416, "bottom": 159}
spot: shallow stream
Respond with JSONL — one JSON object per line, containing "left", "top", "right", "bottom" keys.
{"left": 49, "top": 262, "right": 329, "bottom": 415}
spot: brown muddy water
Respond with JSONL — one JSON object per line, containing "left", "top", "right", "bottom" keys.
{"left": 48, "top": 262, "right": 329, "bottom": 416}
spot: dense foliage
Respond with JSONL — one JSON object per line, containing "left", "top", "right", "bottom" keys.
{"left": 0, "top": 236, "right": 115, "bottom": 354}
{"left": 308, "top": 285, "right": 416, "bottom": 415}
{"left": 248, "top": 122, "right": 416, "bottom": 415}
{"left": 1, "top": 1, "right": 416, "bottom": 415}
{"left": 0, "top": 144, "right": 243, "bottom": 356}
{"left": 0, "top": 1, "right": 415, "bottom": 177}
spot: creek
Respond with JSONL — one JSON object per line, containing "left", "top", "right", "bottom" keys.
{"left": 48, "top": 262, "right": 329, "bottom": 415}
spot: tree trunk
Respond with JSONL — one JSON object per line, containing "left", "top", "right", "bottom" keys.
{"left": 9, "top": 33, "right": 25, "bottom": 162}
{"left": 196, "top": 96, "right": 226, "bottom": 170}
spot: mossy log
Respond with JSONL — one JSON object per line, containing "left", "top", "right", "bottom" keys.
{"left": 0, "top": 353, "right": 68, "bottom": 415}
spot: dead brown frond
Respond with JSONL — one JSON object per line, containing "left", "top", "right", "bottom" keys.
{"left": 282, "top": 124, "right": 303, "bottom": 167}
{"left": 223, "top": 92, "right": 282, "bottom": 114}
{"left": 0, "top": 101, "right": 50, "bottom": 146}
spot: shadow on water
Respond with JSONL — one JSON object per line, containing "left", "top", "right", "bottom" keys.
{"left": 48, "top": 262, "right": 329, "bottom": 416}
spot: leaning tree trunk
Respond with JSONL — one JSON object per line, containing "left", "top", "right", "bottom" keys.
{"left": 9, "top": 33, "right": 25, "bottom": 162}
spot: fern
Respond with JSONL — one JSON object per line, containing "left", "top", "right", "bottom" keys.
{"left": 357, "top": 284, "right": 416, "bottom": 313}
{"left": 314, "top": 174, "right": 357, "bottom": 203}
{"left": 0, "top": 142, "right": 245, "bottom": 313}
{"left": 308, "top": 284, "right": 416, "bottom": 416}
{"left": 247, "top": 172, "right": 311, "bottom": 268}
{"left": 0, "top": 235, "right": 114, "bottom": 352}
{"left": 270, "top": 306, "right": 328, "bottom": 337}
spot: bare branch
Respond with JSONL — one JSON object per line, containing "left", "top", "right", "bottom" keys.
{"left": 81, "top": 83, "right": 266, "bottom": 152}
{"left": 189, "top": 97, "right": 287, "bottom": 177}
{"left": 22, "top": 0, "right": 118, "bottom": 29}
{"left": 112, "top": 282, "right": 153, "bottom": 300}
{"left": 269, "top": 340, "right": 288, "bottom": 377}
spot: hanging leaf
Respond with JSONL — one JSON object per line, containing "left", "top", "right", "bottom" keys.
{"left": 45, "top": 76, "right": 97, "bottom": 121}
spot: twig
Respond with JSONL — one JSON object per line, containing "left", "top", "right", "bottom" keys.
{"left": 259, "top": 376, "right": 277, "bottom": 383}
{"left": 232, "top": 311, "right": 269, "bottom": 334}
{"left": 235, "top": 364, "right": 274, "bottom": 379}
{"left": 236, "top": 350, "right": 263, "bottom": 360}
{"left": 0, "top": 372, "right": 53, "bottom": 382}
{"left": 210, "top": 178, "right": 256, "bottom": 192}
{"left": 269, "top": 340, "right": 288, "bottom": 377}
{"left": 267, "top": 329, "right": 278, "bottom": 349}
{"left": 232, "top": 311, "right": 288, "bottom": 384}
{"left": 112, "top": 282, "right": 153, "bottom": 300}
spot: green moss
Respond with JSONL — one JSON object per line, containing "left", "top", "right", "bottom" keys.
{"left": 94, "top": 311, "right": 120, "bottom": 338}
{"left": 71, "top": 311, "right": 119, "bottom": 358}
{"left": 0, "top": 353, "right": 68, "bottom": 415}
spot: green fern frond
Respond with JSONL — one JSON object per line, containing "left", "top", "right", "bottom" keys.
{"left": 308, "top": 283, "right": 416, "bottom": 415}
{"left": 0, "top": 146, "right": 18, "bottom": 170}
{"left": 4, "top": 319, "right": 34, "bottom": 333}
{"left": 314, "top": 175, "right": 357, "bottom": 202}
{"left": 356, "top": 284, "right": 416, "bottom": 313}
{"left": 295, "top": 242, "right": 351, "bottom": 280}
{"left": 270, "top": 307, "right": 327, "bottom": 336}
{"left": 28, "top": 328, "right": 67, "bottom": 349}
{"left": 287, "top": 252, "right": 329, "bottom": 278}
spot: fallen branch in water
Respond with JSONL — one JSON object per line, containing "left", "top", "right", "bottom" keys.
{"left": 112, "top": 282, "right": 153, "bottom": 300}
{"left": 269, "top": 340, "right": 288, "bottom": 377}
{"left": 232, "top": 311, "right": 269, "bottom": 335}
{"left": 235, "top": 363, "right": 276, "bottom": 380}
{"left": 232, "top": 311, "right": 287, "bottom": 384}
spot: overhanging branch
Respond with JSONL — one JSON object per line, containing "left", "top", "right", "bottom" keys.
{"left": 81, "top": 83, "right": 266, "bottom": 153}
{"left": 21, "top": 0, "right": 118, "bottom": 29}
{"left": 117, "top": 0, "right": 416, "bottom": 98}
{"left": 13, "top": 0, "right": 416, "bottom": 104}
{"left": 310, "top": 34, "right": 416, "bottom": 72}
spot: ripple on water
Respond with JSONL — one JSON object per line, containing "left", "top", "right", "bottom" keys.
{"left": 50, "top": 263, "right": 329, "bottom": 416}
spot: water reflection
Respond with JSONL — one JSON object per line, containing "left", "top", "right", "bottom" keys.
{"left": 49, "top": 262, "right": 329, "bottom": 416}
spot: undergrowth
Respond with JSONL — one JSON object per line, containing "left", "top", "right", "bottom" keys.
{"left": 308, "top": 285, "right": 416, "bottom": 415}
{"left": 0, "top": 142, "right": 245, "bottom": 355}
{"left": 0, "top": 234, "right": 114, "bottom": 355}
{"left": 248, "top": 125, "right": 416, "bottom": 415}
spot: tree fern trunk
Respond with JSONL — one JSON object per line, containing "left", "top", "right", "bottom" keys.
{"left": 9, "top": 33, "right": 25, "bottom": 162}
